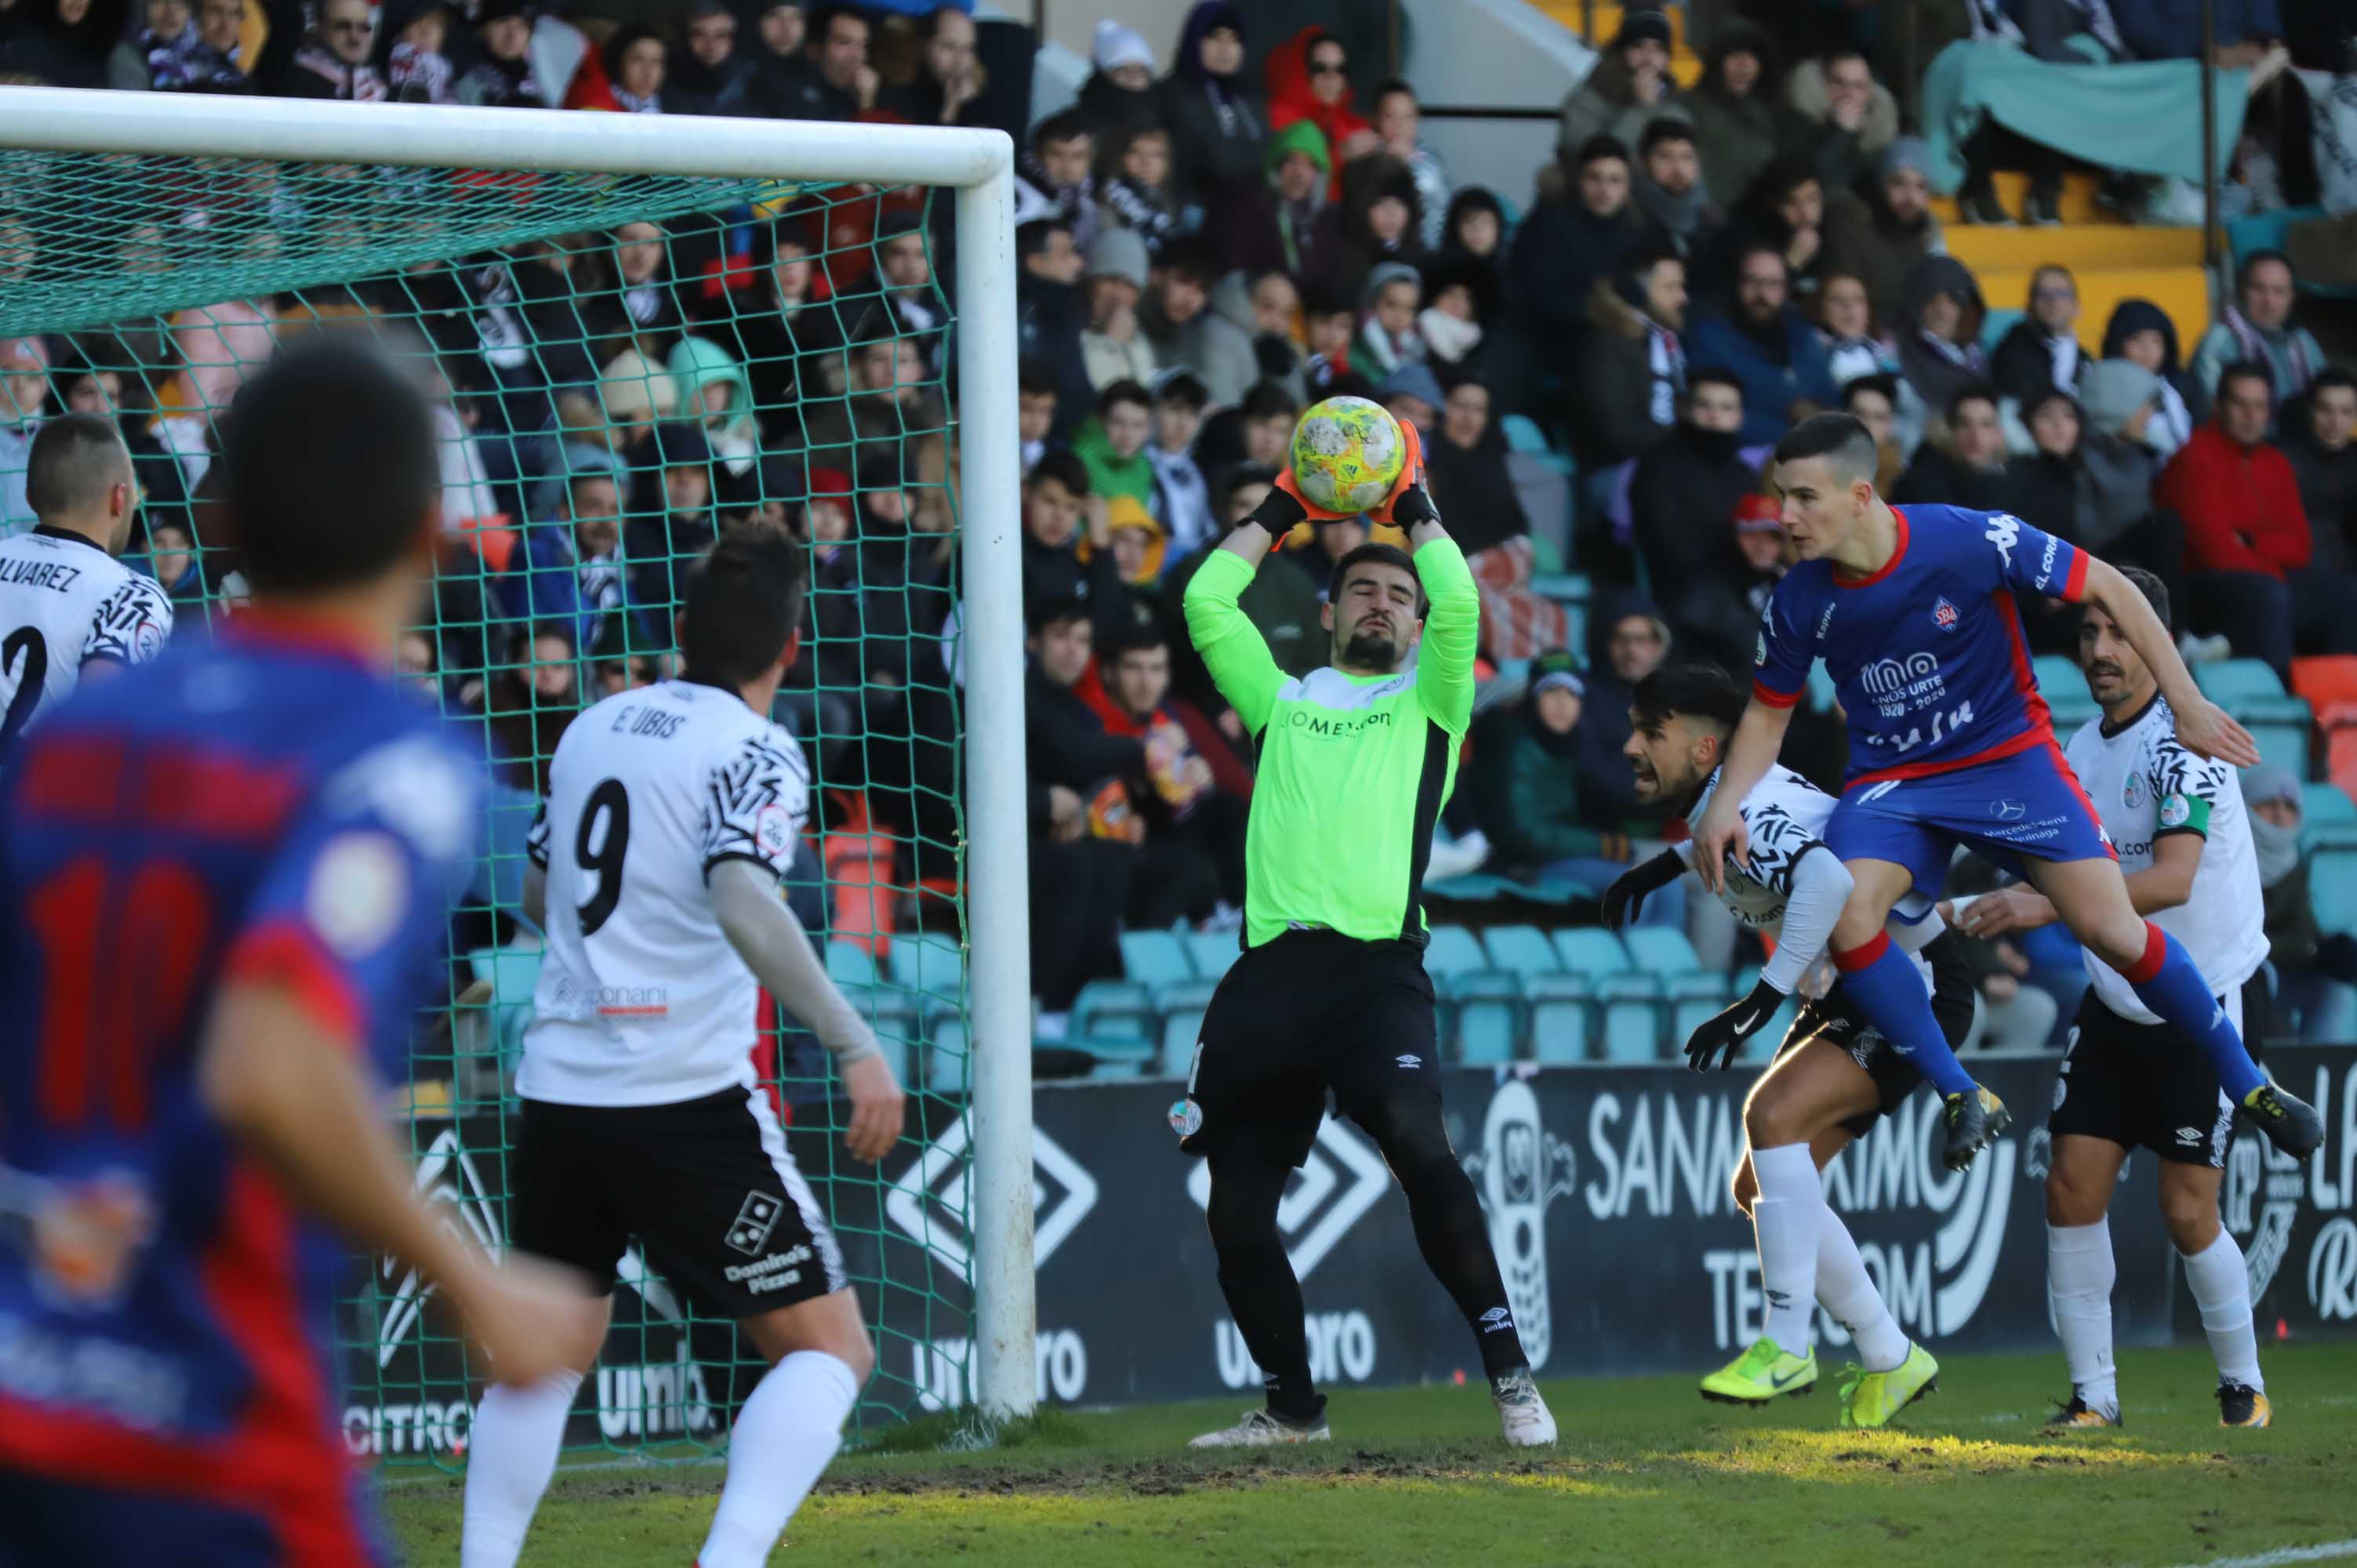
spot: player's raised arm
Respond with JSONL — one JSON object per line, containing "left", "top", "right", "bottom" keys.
{"left": 1381, "top": 430, "right": 1480, "bottom": 735}
{"left": 1690, "top": 699, "right": 1793, "bottom": 893}
{"left": 1182, "top": 483, "right": 1302, "bottom": 735}
{"left": 2072, "top": 555, "right": 2259, "bottom": 768}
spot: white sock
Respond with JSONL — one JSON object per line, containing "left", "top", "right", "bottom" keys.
{"left": 461, "top": 1368, "right": 583, "bottom": 1568}
{"left": 2048, "top": 1220, "right": 2118, "bottom": 1416}
{"left": 2181, "top": 1230, "right": 2264, "bottom": 1392}
{"left": 1750, "top": 1142, "right": 1823, "bottom": 1356}
{"left": 1816, "top": 1207, "right": 1909, "bottom": 1373}
{"left": 698, "top": 1350, "right": 863, "bottom": 1568}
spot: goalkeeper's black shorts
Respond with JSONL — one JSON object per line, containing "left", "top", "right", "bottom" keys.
{"left": 1175, "top": 927, "right": 1440, "bottom": 1168}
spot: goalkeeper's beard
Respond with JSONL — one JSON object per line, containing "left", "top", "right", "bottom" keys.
{"left": 1340, "top": 627, "right": 1405, "bottom": 673}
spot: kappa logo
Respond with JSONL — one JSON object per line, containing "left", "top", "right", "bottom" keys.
{"left": 1187, "top": 1117, "right": 1388, "bottom": 1281}
{"left": 1816, "top": 601, "right": 1836, "bottom": 643}
{"left": 725, "top": 1192, "right": 783, "bottom": 1257}
{"left": 1933, "top": 597, "right": 1959, "bottom": 632}
{"left": 1985, "top": 511, "right": 2024, "bottom": 570}
{"left": 887, "top": 1118, "right": 1099, "bottom": 1275}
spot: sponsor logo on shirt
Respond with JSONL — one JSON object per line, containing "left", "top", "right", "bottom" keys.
{"left": 1284, "top": 708, "right": 1395, "bottom": 739}
{"left": 724, "top": 1192, "right": 784, "bottom": 1256}
{"left": 2037, "top": 532, "right": 2061, "bottom": 590}
{"left": 1755, "top": 630, "right": 1767, "bottom": 667}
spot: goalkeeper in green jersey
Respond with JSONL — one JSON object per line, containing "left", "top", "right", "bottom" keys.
{"left": 1175, "top": 422, "right": 1557, "bottom": 1450}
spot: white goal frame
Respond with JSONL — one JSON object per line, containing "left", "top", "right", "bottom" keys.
{"left": 0, "top": 86, "right": 1038, "bottom": 1419}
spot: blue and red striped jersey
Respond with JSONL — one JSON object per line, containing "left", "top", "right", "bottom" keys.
{"left": 1751, "top": 503, "right": 2086, "bottom": 785}
{"left": 0, "top": 615, "right": 478, "bottom": 1547}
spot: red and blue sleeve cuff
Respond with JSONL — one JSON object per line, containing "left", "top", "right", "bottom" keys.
{"left": 1751, "top": 678, "right": 1804, "bottom": 710}
{"left": 221, "top": 920, "right": 365, "bottom": 1044}
{"left": 2063, "top": 549, "right": 2090, "bottom": 601}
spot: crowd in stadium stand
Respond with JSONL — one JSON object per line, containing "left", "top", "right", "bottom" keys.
{"left": 5, "top": 0, "right": 2357, "bottom": 1058}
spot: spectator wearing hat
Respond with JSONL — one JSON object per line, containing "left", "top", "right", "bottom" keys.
{"left": 1019, "top": 111, "right": 1101, "bottom": 257}
{"left": 1683, "top": 20, "right": 1803, "bottom": 221}
{"left": 1894, "top": 254, "right": 1989, "bottom": 441}
{"left": 1265, "top": 26, "right": 1376, "bottom": 201}
{"left": 2283, "top": 367, "right": 2357, "bottom": 575}
{"left": 2102, "top": 298, "right": 2201, "bottom": 460}
{"left": 1630, "top": 368, "right": 1761, "bottom": 671}
{"left": 1510, "top": 135, "right": 1651, "bottom": 383}
{"left": 1381, "top": 360, "right": 1446, "bottom": 441}
{"left": 1078, "top": 228, "right": 1158, "bottom": 392}
{"left": 1140, "top": 241, "right": 1255, "bottom": 413}
{"left": 1070, "top": 379, "right": 1157, "bottom": 521}
{"left": 1470, "top": 654, "right": 1600, "bottom": 871}
{"left": 1630, "top": 118, "right": 1720, "bottom": 259}
{"left": 2073, "top": 359, "right": 2184, "bottom": 601}
{"left": 1436, "top": 187, "right": 1510, "bottom": 319}
{"left": 1567, "top": 245, "right": 1687, "bottom": 474}
{"left": 1355, "top": 261, "right": 1425, "bottom": 383}
{"left": 2160, "top": 360, "right": 2355, "bottom": 681}
{"left": 1819, "top": 137, "right": 1942, "bottom": 332}
{"left": 1417, "top": 256, "right": 1491, "bottom": 383}
{"left": 2190, "top": 251, "right": 2326, "bottom": 416}
{"left": 1146, "top": 370, "right": 1215, "bottom": 559}
{"left": 1157, "top": 1, "right": 1265, "bottom": 216}
{"left": 1732, "top": 489, "right": 1796, "bottom": 617}
{"left": 454, "top": 0, "right": 547, "bottom": 106}
{"left": 1686, "top": 245, "right": 1839, "bottom": 447}
{"left": 1075, "top": 19, "right": 1162, "bottom": 151}
{"left": 1222, "top": 117, "right": 1330, "bottom": 280}
{"left": 1557, "top": 9, "right": 1688, "bottom": 165}
{"left": 665, "top": 0, "right": 761, "bottom": 115}
{"left": 1991, "top": 265, "right": 2092, "bottom": 419}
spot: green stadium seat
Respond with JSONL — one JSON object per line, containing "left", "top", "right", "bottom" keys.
{"left": 826, "top": 941, "right": 918, "bottom": 1079}
{"left": 2197, "top": 659, "right": 2286, "bottom": 702}
{"left": 2304, "top": 782, "right": 2357, "bottom": 827}
{"left": 1623, "top": 927, "right": 1702, "bottom": 976}
{"left": 1527, "top": 973, "right": 1595, "bottom": 1064}
{"left": 1553, "top": 926, "right": 1632, "bottom": 979}
{"left": 1425, "top": 924, "right": 1490, "bottom": 984}
{"left": 1597, "top": 972, "right": 1666, "bottom": 1062}
{"left": 1182, "top": 930, "right": 1240, "bottom": 981}
{"left": 1667, "top": 971, "right": 1734, "bottom": 1044}
{"left": 1156, "top": 981, "right": 1218, "bottom": 1076}
{"left": 1451, "top": 972, "right": 1525, "bottom": 1065}
{"left": 1120, "top": 929, "right": 1193, "bottom": 989}
{"left": 2196, "top": 661, "right": 2311, "bottom": 775}
{"left": 2032, "top": 655, "right": 2082, "bottom": 701}
{"left": 467, "top": 944, "right": 542, "bottom": 1070}
{"left": 2308, "top": 822, "right": 2357, "bottom": 935}
{"left": 1483, "top": 924, "right": 1563, "bottom": 978}
{"left": 1068, "top": 982, "right": 1160, "bottom": 1074}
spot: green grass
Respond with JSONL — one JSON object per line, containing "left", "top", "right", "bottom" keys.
{"left": 384, "top": 1342, "right": 2357, "bottom": 1566}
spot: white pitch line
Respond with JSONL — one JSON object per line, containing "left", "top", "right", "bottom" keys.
{"left": 2156, "top": 1538, "right": 2357, "bottom": 1568}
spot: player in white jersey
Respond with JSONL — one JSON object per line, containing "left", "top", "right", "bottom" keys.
{"left": 1946, "top": 568, "right": 2273, "bottom": 1429}
{"left": 461, "top": 531, "right": 906, "bottom": 1568}
{"left": 0, "top": 412, "right": 172, "bottom": 764}
{"left": 1604, "top": 664, "right": 1974, "bottom": 1429}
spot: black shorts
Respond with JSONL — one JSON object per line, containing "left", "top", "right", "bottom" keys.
{"left": 510, "top": 1085, "right": 848, "bottom": 1318}
{"left": 1774, "top": 945, "right": 1977, "bottom": 1140}
{"left": 1175, "top": 928, "right": 1440, "bottom": 1167}
{"left": 2048, "top": 971, "right": 2268, "bottom": 1167}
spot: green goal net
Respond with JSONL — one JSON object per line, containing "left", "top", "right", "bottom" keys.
{"left": 0, "top": 143, "right": 983, "bottom": 1468}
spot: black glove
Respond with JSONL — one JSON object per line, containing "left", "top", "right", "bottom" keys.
{"left": 1238, "top": 483, "right": 1308, "bottom": 535}
{"left": 1600, "top": 849, "right": 1685, "bottom": 932}
{"left": 1684, "top": 978, "right": 1786, "bottom": 1073}
{"left": 1388, "top": 483, "right": 1440, "bottom": 529}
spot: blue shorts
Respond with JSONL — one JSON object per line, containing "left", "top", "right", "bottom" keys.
{"left": 0, "top": 1468, "right": 392, "bottom": 1568}
{"left": 1827, "top": 740, "right": 2115, "bottom": 901}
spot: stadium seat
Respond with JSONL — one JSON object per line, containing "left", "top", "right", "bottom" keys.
{"left": 1120, "top": 930, "right": 1193, "bottom": 990}
{"left": 1666, "top": 971, "right": 1733, "bottom": 1047}
{"left": 1527, "top": 973, "right": 1595, "bottom": 1063}
{"left": 1451, "top": 972, "right": 1525, "bottom": 1066}
{"left": 1623, "top": 927, "right": 1703, "bottom": 977}
{"left": 2197, "top": 660, "right": 2312, "bottom": 777}
{"left": 474, "top": 784, "right": 540, "bottom": 920}
{"left": 887, "top": 933, "right": 968, "bottom": 1092}
{"left": 1424, "top": 924, "right": 1490, "bottom": 985}
{"left": 1155, "top": 981, "right": 1218, "bottom": 1077}
{"left": 826, "top": 939, "right": 918, "bottom": 1077}
{"left": 2290, "top": 656, "right": 2357, "bottom": 707}
{"left": 2303, "top": 781, "right": 2357, "bottom": 828}
{"left": 2032, "top": 655, "right": 2082, "bottom": 703}
{"left": 1067, "top": 982, "right": 1160, "bottom": 1075}
{"left": 1182, "top": 930, "right": 1240, "bottom": 981}
{"left": 1596, "top": 972, "right": 1667, "bottom": 1062}
{"left": 2293, "top": 660, "right": 2357, "bottom": 801}
{"left": 2308, "top": 822, "right": 2357, "bottom": 935}
{"left": 1482, "top": 924, "right": 1563, "bottom": 980}
{"left": 1552, "top": 926, "right": 1632, "bottom": 980}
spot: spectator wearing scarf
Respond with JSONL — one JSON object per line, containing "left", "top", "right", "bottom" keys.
{"left": 2190, "top": 250, "right": 2325, "bottom": 419}
{"left": 454, "top": 0, "right": 546, "bottom": 107}
{"left": 379, "top": 0, "right": 456, "bottom": 103}
{"left": 2101, "top": 297, "right": 2201, "bottom": 459}
{"left": 1158, "top": 0, "right": 1263, "bottom": 215}
{"left": 1895, "top": 254, "right": 1989, "bottom": 437}
{"left": 260, "top": 0, "right": 387, "bottom": 101}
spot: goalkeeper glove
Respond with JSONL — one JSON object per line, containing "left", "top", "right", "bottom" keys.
{"left": 1238, "top": 481, "right": 1311, "bottom": 541}
{"left": 1600, "top": 849, "right": 1685, "bottom": 932}
{"left": 1683, "top": 977, "right": 1785, "bottom": 1073}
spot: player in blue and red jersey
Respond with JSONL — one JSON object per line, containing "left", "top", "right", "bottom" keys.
{"left": 0, "top": 337, "right": 601, "bottom": 1566}
{"left": 1691, "top": 413, "right": 2322, "bottom": 1174}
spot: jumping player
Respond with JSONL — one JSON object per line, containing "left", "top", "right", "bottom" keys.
{"left": 1176, "top": 425, "right": 1556, "bottom": 1449}
{"left": 0, "top": 337, "right": 600, "bottom": 1566}
{"left": 1690, "top": 413, "right": 2320, "bottom": 1170}
{"left": 1945, "top": 569, "right": 2275, "bottom": 1428}
{"left": 460, "top": 528, "right": 906, "bottom": 1568}
{"left": 1607, "top": 663, "right": 1965, "bottom": 1428}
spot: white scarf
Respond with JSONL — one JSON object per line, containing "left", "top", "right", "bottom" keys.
{"left": 1417, "top": 306, "right": 1483, "bottom": 365}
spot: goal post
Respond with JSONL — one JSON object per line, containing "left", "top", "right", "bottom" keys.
{"left": 0, "top": 85, "right": 1037, "bottom": 1425}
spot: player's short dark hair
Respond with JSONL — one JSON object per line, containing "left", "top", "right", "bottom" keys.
{"left": 220, "top": 334, "right": 438, "bottom": 593}
{"left": 1330, "top": 542, "right": 1428, "bottom": 619}
{"left": 1631, "top": 661, "right": 1747, "bottom": 735}
{"left": 1946, "top": 380, "right": 1999, "bottom": 423}
{"left": 679, "top": 527, "right": 808, "bottom": 686}
{"left": 2217, "top": 359, "right": 2274, "bottom": 404}
{"left": 1098, "top": 378, "right": 1153, "bottom": 417}
{"left": 1772, "top": 411, "right": 1879, "bottom": 488}
{"left": 1028, "top": 448, "right": 1089, "bottom": 497}
{"left": 2105, "top": 564, "right": 2171, "bottom": 637}
{"left": 1638, "top": 116, "right": 1694, "bottom": 158}
{"left": 25, "top": 410, "right": 130, "bottom": 521}
{"left": 1840, "top": 372, "right": 1899, "bottom": 412}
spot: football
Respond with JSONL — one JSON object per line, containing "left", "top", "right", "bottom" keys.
{"left": 1288, "top": 395, "right": 1406, "bottom": 515}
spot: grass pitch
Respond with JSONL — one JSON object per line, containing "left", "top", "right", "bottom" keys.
{"left": 384, "top": 1342, "right": 2357, "bottom": 1566}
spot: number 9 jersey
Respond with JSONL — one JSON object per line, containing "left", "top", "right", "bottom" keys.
{"left": 522, "top": 677, "right": 812, "bottom": 1108}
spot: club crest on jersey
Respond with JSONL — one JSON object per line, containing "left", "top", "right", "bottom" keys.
{"left": 2159, "top": 793, "right": 2191, "bottom": 829}
{"left": 2124, "top": 771, "right": 2147, "bottom": 811}
{"left": 1933, "top": 596, "right": 1959, "bottom": 633}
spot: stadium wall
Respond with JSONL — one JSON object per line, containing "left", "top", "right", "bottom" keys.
{"left": 349, "top": 1047, "right": 2357, "bottom": 1459}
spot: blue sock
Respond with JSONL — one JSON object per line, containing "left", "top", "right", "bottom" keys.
{"left": 1832, "top": 932, "right": 1976, "bottom": 1099}
{"left": 2121, "top": 924, "right": 2264, "bottom": 1102}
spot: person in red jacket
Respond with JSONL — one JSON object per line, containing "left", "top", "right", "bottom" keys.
{"left": 2157, "top": 359, "right": 2357, "bottom": 681}
{"left": 1265, "top": 27, "right": 1378, "bottom": 201}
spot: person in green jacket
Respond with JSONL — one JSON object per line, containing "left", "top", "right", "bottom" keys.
{"left": 1174, "top": 437, "right": 1556, "bottom": 1452}
{"left": 1069, "top": 376, "right": 1159, "bottom": 510}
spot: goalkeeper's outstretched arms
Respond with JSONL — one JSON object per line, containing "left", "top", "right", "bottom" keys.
{"left": 1182, "top": 481, "right": 1304, "bottom": 735}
